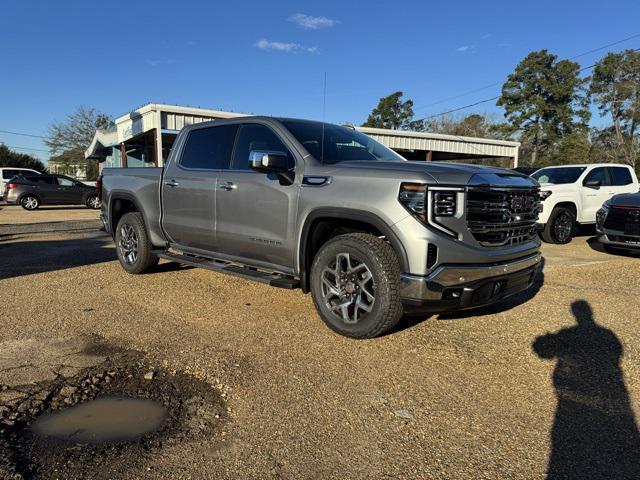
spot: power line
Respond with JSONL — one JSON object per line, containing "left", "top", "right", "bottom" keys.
{"left": 415, "top": 47, "right": 640, "bottom": 122}
{"left": 413, "top": 33, "right": 640, "bottom": 114}
{"left": 2, "top": 144, "right": 49, "bottom": 153}
{"left": 0, "top": 129, "right": 47, "bottom": 139}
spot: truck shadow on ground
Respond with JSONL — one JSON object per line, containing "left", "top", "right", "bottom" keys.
{"left": 0, "top": 234, "right": 192, "bottom": 281}
{"left": 533, "top": 300, "right": 640, "bottom": 479}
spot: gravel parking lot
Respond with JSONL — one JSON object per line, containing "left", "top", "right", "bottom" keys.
{"left": 0, "top": 205, "right": 639, "bottom": 479}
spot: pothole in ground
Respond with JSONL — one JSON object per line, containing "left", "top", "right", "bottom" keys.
{"left": 0, "top": 337, "right": 228, "bottom": 479}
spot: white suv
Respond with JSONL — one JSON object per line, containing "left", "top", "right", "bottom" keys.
{"left": 532, "top": 164, "right": 639, "bottom": 244}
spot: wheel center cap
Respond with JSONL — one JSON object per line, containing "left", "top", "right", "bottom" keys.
{"left": 345, "top": 283, "right": 355, "bottom": 294}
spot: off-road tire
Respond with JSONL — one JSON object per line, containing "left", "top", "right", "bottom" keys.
{"left": 310, "top": 233, "right": 403, "bottom": 339}
{"left": 541, "top": 207, "right": 575, "bottom": 244}
{"left": 115, "top": 212, "right": 159, "bottom": 274}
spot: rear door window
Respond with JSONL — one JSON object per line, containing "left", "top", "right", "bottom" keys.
{"left": 608, "top": 167, "right": 633, "bottom": 186}
{"left": 27, "top": 175, "right": 54, "bottom": 184}
{"left": 56, "top": 177, "right": 75, "bottom": 187}
{"left": 180, "top": 125, "right": 238, "bottom": 170}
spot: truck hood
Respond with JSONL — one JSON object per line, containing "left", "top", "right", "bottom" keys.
{"left": 332, "top": 161, "right": 538, "bottom": 187}
{"left": 610, "top": 192, "right": 640, "bottom": 207}
{"left": 538, "top": 183, "right": 575, "bottom": 194}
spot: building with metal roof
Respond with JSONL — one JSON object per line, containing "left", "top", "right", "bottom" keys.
{"left": 85, "top": 103, "right": 520, "bottom": 168}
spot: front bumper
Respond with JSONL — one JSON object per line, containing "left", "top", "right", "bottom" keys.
{"left": 597, "top": 231, "right": 640, "bottom": 250}
{"left": 399, "top": 252, "right": 542, "bottom": 312}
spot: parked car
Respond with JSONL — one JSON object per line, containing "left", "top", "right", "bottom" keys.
{"left": 100, "top": 116, "right": 542, "bottom": 339}
{"left": 531, "top": 164, "right": 639, "bottom": 244}
{"left": 0, "top": 167, "right": 41, "bottom": 199}
{"left": 5, "top": 173, "right": 101, "bottom": 210}
{"left": 596, "top": 192, "right": 640, "bottom": 253}
{"left": 512, "top": 167, "right": 538, "bottom": 176}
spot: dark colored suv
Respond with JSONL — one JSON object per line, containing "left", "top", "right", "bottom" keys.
{"left": 5, "top": 174, "right": 101, "bottom": 210}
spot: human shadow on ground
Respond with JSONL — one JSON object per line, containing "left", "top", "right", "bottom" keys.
{"left": 533, "top": 300, "right": 640, "bottom": 479}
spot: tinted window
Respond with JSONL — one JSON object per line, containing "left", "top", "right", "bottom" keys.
{"left": 232, "top": 124, "right": 292, "bottom": 171}
{"left": 56, "top": 177, "right": 76, "bottom": 187}
{"left": 282, "top": 120, "right": 406, "bottom": 164}
{"left": 608, "top": 167, "right": 633, "bottom": 186}
{"left": 2, "top": 169, "right": 20, "bottom": 180}
{"left": 583, "top": 167, "right": 611, "bottom": 186}
{"left": 180, "top": 125, "right": 238, "bottom": 169}
{"left": 532, "top": 167, "right": 587, "bottom": 185}
{"left": 28, "top": 175, "right": 54, "bottom": 184}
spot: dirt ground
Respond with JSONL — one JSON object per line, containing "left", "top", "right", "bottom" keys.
{"left": 0, "top": 205, "right": 639, "bottom": 479}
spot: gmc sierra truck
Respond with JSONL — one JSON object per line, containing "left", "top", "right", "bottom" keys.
{"left": 100, "top": 117, "right": 542, "bottom": 338}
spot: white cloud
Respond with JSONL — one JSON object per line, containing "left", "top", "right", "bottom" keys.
{"left": 456, "top": 45, "right": 476, "bottom": 52}
{"left": 255, "top": 39, "right": 318, "bottom": 54}
{"left": 481, "top": 33, "right": 492, "bottom": 39}
{"left": 288, "top": 13, "right": 338, "bottom": 30}
{"left": 255, "top": 39, "right": 300, "bottom": 51}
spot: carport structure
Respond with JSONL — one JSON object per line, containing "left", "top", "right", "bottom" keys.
{"left": 86, "top": 103, "right": 520, "bottom": 168}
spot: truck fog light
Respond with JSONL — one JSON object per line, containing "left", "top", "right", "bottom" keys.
{"left": 443, "top": 288, "right": 462, "bottom": 299}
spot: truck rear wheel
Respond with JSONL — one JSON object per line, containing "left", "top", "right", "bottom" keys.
{"left": 310, "top": 233, "right": 403, "bottom": 339}
{"left": 541, "top": 206, "right": 575, "bottom": 244}
{"left": 115, "top": 212, "right": 159, "bottom": 274}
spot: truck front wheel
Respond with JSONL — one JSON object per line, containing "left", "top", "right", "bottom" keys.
{"left": 115, "top": 212, "right": 159, "bottom": 274}
{"left": 541, "top": 206, "right": 575, "bottom": 244}
{"left": 310, "top": 233, "right": 403, "bottom": 339}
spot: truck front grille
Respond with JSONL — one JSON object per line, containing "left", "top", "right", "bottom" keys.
{"left": 603, "top": 207, "right": 633, "bottom": 231}
{"left": 466, "top": 188, "right": 541, "bottom": 247}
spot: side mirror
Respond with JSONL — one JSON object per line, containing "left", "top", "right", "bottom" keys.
{"left": 249, "top": 150, "right": 291, "bottom": 173}
{"left": 584, "top": 179, "right": 601, "bottom": 189}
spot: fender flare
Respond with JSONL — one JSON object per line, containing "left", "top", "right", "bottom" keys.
{"left": 108, "top": 191, "right": 153, "bottom": 239}
{"left": 298, "top": 208, "right": 409, "bottom": 293}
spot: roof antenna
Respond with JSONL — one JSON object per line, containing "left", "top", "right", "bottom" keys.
{"left": 321, "top": 72, "right": 326, "bottom": 163}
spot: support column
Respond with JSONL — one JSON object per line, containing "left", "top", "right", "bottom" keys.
{"left": 120, "top": 143, "right": 127, "bottom": 168}
{"left": 152, "top": 129, "right": 158, "bottom": 167}
{"left": 155, "top": 110, "right": 164, "bottom": 167}
{"left": 425, "top": 150, "right": 433, "bottom": 162}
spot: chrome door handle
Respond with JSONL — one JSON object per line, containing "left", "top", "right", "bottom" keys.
{"left": 164, "top": 179, "right": 180, "bottom": 187}
{"left": 218, "top": 182, "right": 236, "bottom": 191}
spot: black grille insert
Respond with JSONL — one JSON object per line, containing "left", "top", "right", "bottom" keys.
{"left": 603, "top": 207, "right": 640, "bottom": 231}
{"left": 467, "top": 188, "right": 541, "bottom": 246}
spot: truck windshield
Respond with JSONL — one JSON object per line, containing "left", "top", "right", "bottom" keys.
{"left": 281, "top": 120, "right": 406, "bottom": 164}
{"left": 532, "top": 167, "right": 587, "bottom": 185}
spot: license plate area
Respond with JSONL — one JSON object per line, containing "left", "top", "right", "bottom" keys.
{"left": 624, "top": 223, "right": 640, "bottom": 236}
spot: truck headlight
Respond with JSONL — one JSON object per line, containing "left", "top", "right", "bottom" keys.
{"left": 399, "top": 183, "right": 427, "bottom": 221}
{"left": 539, "top": 191, "right": 552, "bottom": 200}
{"left": 399, "top": 183, "right": 459, "bottom": 237}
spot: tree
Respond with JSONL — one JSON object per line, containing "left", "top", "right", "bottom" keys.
{"left": 497, "top": 50, "right": 590, "bottom": 166}
{"left": 0, "top": 144, "right": 47, "bottom": 172}
{"left": 425, "top": 113, "right": 514, "bottom": 140}
{"left": 589, "top": 49, "right": 640, "bottom": 169}
{"left": 362, "top": 92, "right": 425, "bottom": 130}
{"left": 45, "top": 106, "right": 114, "bottom": 180}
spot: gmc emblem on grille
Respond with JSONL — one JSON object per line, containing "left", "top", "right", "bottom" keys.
{"left": 510, "top": 196, "right": 534, "bottom": 211}
{"left": 628, "top": 210, "right": 640, "bottom": 222}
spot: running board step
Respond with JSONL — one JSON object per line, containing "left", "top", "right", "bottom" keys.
{"left": 154, "top": 252, "right": 300, "bottom": 289}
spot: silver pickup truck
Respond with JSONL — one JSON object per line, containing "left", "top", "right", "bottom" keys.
{"left": 100, "top": 117, "right": 542, "bottom": 338}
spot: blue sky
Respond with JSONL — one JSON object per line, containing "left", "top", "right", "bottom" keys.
{"left": 2, "top": 0, "right": 640, "bottom": 160}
